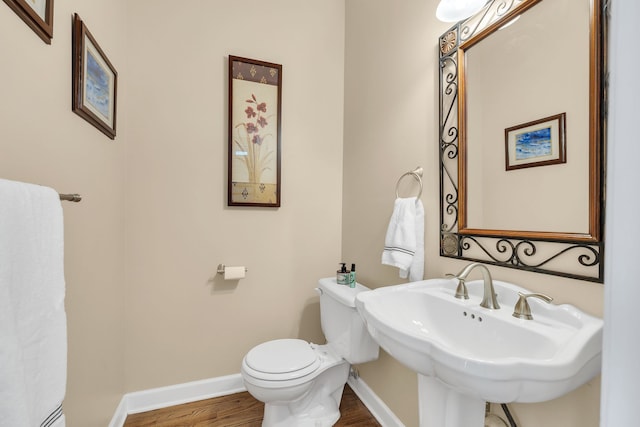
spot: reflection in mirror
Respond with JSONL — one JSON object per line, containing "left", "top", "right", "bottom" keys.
{"left": 465, "top": 0, "right": 588, "bottom": 233}
{"left": 439, "top": 0, "right": 608, "bottom": 282}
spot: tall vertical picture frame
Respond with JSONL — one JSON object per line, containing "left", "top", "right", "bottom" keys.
{"left": 72, "top": 13, "right": 118, "bottom": 139}
{"left": 228, "top": 55, "right": 282, "bottom": 207}
{"left": 2, "top": 0, "right": 54, "bottom": 44}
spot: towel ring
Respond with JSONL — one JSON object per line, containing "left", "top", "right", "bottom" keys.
{"left": 395, "top": 167, "right": 423, "bottom": 199}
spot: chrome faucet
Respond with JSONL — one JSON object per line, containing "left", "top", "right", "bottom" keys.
{"left": 512, "top": 292, "right": 553, "bottom": 320}
{"left": 451, "top": 263, "right": 500, "bottom": 309}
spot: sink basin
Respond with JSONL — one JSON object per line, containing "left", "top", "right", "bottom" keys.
{"left": 355, "top": 277, "right": 603, "bottom": 426}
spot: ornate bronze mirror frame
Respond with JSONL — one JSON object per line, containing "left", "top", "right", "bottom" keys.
{"left": 439, "top": 0, "right": 609, "bottom": 282}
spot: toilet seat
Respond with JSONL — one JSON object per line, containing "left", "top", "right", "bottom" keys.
{"left": 243, "top": 339, "right": 321, "bottom": 382}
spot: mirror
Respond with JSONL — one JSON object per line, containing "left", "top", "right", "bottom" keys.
{"left": 439, "top": 0, "right": 608, "bottom": 282}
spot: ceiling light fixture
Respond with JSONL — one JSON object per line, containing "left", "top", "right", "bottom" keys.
{"left": 436, "top": 0, "right": 488, "bottom": 22}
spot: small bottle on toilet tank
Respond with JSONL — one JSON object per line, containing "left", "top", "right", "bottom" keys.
{"left": 349, "top": 264, "right": 356, "bottom": 288}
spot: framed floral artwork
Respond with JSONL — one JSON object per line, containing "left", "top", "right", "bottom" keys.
{"left": 505, "top": 113, "right": 566, "bottom": 171}
{"left": 72, "top": 13, "right": 118, "bottom": 139}
{"left": 2, "top": 0, "right": 54, "bottom": 43}
{"left": 228, "top": 55, "right": 282, "bottom": 207}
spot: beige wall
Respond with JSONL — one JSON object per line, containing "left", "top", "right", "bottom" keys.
{"left": 0, "top": 0, "right": 128, "bottom": 425}
{"left": 123, "top": 0, "right": 345, "bottom": 392}
{"left": 2, "top": 0, "right": 607, "bottom": 425}
{"left": 2, "top": 0, "right": 344, "bottom": 424}
{"left": 344, "top": 0, "right": 603, "bottom": 426}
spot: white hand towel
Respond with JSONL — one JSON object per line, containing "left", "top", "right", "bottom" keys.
{"left": 382, "top": 197, "right": 425, "bottom": 282}
{"left": 0, "top": 179, "right": 67, "bottom": 427}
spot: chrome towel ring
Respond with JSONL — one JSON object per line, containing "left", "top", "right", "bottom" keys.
{"left": 395, "top": 167, "right": 423, "bottom": 199}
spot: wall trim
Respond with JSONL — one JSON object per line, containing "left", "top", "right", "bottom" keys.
{"left": 108, "top": 374, "right": 245, "bottom": 427}
{"left": 108, "top": 398, "right": 128, "bottom": 427}
{"left": 347, "top": 376, "right": 405, "bottom": 427}
{"left": 109, "top": 373, "right": 403, "bottom": 427}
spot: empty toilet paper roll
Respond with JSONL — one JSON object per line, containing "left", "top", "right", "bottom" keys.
{"left": 224, "top": 266, "right": 246, "bottom": 280}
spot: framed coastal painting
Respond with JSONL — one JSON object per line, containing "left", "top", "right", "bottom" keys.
{"left": 72, "top": 13, "right": 118, "bottom": 139}
{"left": 2, "top": 0, "right": 53, "bottom": 43}
{"left": 228, "top": 55, "right": 282, "bottom": 207}
{"left": 505, "top": 113, "right": 566, "bottom": 171}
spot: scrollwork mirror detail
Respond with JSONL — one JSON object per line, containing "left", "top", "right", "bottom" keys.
{"left": 439, "top": 0, "right": 609, "bottom": 282}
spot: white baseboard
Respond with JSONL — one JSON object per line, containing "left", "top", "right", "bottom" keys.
{"left": 108, "top": 398, "right": 128, "bottom": 427}
{"left": 348, "top": 376, "right": 406, "bottom": 427}
{"left": 109, "top": 373, "right": 403, "bottom": 427}
{"left": 108, "top": 374, "right": 245, "bottom": 427}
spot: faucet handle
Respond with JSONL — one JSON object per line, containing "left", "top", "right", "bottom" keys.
{"left": 512, "top": 292, "right": 553, "bottom": 320}
{"left": 446, "top": 273, "right": 469, "bottom": 300}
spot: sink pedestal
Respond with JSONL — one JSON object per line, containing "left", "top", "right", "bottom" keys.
{"left": 418, "top": 375, "right": 485, "bottom": 427}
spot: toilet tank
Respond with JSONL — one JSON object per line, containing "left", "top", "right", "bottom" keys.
{"left": 317, "top": 278, "right": 379, "bottom": 364}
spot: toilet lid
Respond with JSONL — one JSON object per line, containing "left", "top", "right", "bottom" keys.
{"left": 244, "top": 339, "right": 320, "bottom": 378}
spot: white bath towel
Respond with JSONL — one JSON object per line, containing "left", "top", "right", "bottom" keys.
{"left": 381, "top": 197, "right": 425, "bottom": 282}
{"left": 0, "top": 179, "right": 67, "bottom": 427}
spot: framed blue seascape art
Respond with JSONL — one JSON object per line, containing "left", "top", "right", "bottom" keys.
{"left": 505, "top": 113, "right": 566, "bottom": 170}
{"left": 72, "top": 13, "right": 118, "bottom": 139}
{"left": 2, "top": 0, "right": 53, "bottom": 43}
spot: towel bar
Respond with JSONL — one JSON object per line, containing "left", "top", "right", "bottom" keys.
{"left": 395, "top": 167, "right": 423, "bottom": 199}
{"left": 59, "top": 193, "right": 82, "bottom": 202}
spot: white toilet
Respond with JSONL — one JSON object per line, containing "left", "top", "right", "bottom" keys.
{"left": 240, "top": 277, "right": 379, "bottom": 427}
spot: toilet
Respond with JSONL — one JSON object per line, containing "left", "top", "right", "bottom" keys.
{"left": 240, "top": 277, "right": 379, "bottom": 427}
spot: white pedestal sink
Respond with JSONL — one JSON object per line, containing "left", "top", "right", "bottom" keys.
{"left": 355, "top": 276, "right": 603, "bottom": 427}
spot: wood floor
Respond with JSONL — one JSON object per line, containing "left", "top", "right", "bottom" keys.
{"left": 123, "top": 384, "right": 382, "bottom": 427}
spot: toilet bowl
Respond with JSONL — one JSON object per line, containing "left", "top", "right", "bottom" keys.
{"left": 240, "top": 278, "right": 379, "bottom": 427}
{"left": 241, "top": 339, "right": 349, "bottom": 427}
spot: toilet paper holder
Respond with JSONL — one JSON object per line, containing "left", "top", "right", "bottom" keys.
{"left": 217, "top": 264, "right": 248, "bottom": 275}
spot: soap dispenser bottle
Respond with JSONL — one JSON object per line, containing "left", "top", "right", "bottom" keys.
{"left": 337, "top": 263, "right": 349, "bottom": 285}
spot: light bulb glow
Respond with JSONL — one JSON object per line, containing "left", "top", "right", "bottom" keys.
{"left": 436, "top": 0, "right": 488, "bottom": 23}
